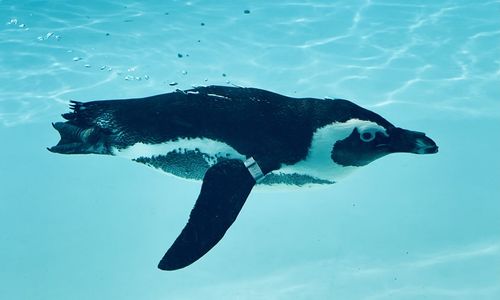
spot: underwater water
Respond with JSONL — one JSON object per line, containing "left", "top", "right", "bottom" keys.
{"left": 1, "top": 0, "right": 500, "bottom": 299}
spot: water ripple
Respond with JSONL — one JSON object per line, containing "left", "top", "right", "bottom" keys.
{"left": 1, "top": 0, "right": 499, "bottom": 127}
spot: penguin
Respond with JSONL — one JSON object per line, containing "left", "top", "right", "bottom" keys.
{"left": 49, "top": 85, "right": 438, "bottom": 270}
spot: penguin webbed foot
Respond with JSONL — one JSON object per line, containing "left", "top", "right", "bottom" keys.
{"left": 48, "top": 122, "right": 102, "bottom": 154}
{"left": 158, "top": 159, "right": 258, "bottom": 271}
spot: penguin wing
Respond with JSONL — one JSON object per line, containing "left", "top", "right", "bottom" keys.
{"left": 158, "top": 159, "right": 258, "bottom": 270}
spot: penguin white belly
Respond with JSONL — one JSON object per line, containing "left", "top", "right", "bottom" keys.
{"left": 114, "top": 138, "right": 245, "bottom": 162}
{"left": 113, "top": 138, "right": 340, "bottom": 187}
{"left": 114, "top": 138, "right": 246, "bottom": 181}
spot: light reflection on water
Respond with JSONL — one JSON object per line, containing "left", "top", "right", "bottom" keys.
{"left": 1, "top": 0, "right": 499, "bottom": 126}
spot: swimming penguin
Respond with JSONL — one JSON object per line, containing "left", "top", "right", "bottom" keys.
{"left": 48, "top": 85, "right": 438, "bottom": 270}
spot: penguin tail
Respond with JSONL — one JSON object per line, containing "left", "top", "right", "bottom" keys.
{"left": 61, "top": 100, "right": 107, "bottom": 124}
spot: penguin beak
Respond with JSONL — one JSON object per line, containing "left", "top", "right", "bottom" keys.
{"left": 386, "top": 127, "right": 438, "bottom": 154}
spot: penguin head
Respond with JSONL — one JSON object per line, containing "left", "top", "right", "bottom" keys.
{"left": 331, "top": 120, "right": 438, "bottom": 167}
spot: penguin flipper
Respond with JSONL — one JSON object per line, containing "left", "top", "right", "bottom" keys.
{"left": 158, "top": 159, "right": 258, "bottom": 271}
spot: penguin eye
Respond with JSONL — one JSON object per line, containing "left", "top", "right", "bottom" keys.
{"left": 360, "top": 131, "right": 376, "bottom": 142}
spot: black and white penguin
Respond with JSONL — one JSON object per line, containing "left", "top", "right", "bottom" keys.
{"left": 49, "top": 85, "right": 438, "bottom": 270}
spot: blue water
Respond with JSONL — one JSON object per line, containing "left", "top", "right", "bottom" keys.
{"left": 1, "top": 0, "right": 499, "bottom": 299}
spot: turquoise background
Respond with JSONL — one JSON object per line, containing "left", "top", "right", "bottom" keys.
{"left": 1, "top": 1, "right": 499, "bottom": 299}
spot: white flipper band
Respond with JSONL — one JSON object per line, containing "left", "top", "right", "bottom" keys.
{"left": 244, "top": 157, "right": 265, "bottom": 182}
